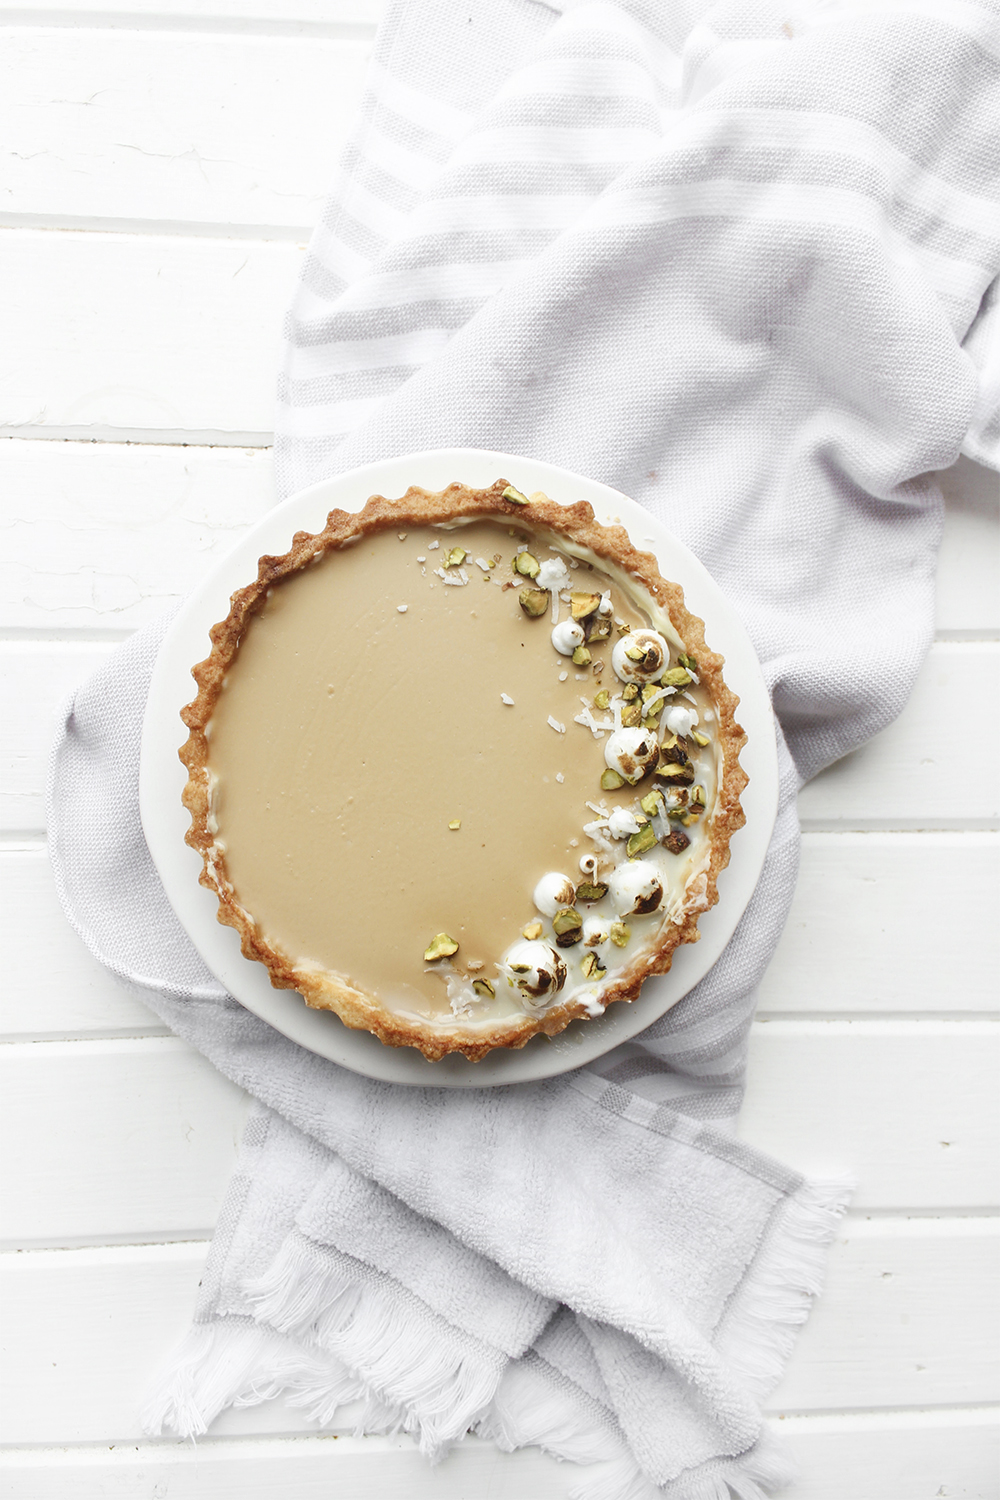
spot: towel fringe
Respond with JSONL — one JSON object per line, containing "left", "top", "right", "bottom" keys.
{"left": 244, "top": 1230, "right": 501, "bottom": 1459}
{"left": 139, "top": 1318, "right": 348, "bottom": 1439}
{"left": 717, "top": 1174, "right": 854, "bottom": 1400}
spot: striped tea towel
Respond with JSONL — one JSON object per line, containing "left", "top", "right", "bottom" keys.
{"left": 49, "top": 1, "right": 999, "bottom": 1495}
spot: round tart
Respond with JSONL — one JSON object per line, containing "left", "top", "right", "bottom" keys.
{"left": 180, "top": 479, "right": 747, "bottom": 1061}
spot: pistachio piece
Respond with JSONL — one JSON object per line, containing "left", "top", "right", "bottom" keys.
{"left": 448, "top": 819, "right": 461, "bottom": 830}
{"left": 622, "top": 684, "right": 639, "bottom": 701}
{"left": 491, "top": 552, "right": 502, "bottom": 566}
{"left": 681, "top": 810, "right": 701, "bottom": 826}
{"left": 423, "top": 933, "right": 459, "bottom": 962}
{"left": 678, "top": 653, "right": 698, "bottom": 672}
{"left": 472, "top": 978, "right": 496, "bottom": 999}
{"left": 443, "top": 546, "right": 467, "bottom": 568}
{"left": 661, "top": 731, "right": 678, "bottom": 751}
{"left": 571, "top": 645, "right": 592, "bottom": 667}
{"left": 609, "top": 921, "right": 631, "bottom": 947}
{"left": 654, "top": 760, "right": 695, "bottom": 786}
{"left": 624, "top": 645, "right": 645, "bottom": 662}
{"left": 662, "top": 828, "right": 690, "bottom": 855}
{"left": 588, "top": 616, "right": 612, "bottom": 640}
{"left": 593, "top": 689, "right": 611, "bottom": 710}
{"left": 642, "top": 715, "right": 659, "bottom": 731}
{"left": 570, "top": 591, "right": 602, "bottom": 620}
{"left": 552, "top": 907, "right": 584, "bottom": 946}
{"left": 640, "top": 790, "right": 664, "bottom": 817}
{"left": 616, "top": 620, "right": 631, "bottom": 635}
{"left": 575, "top": 881, "right": 609, "bottom": 903}
{"left": 580, "top": 951, "right": 605, "bottom": 980}
{"left": 513, "top": 551, "right": 540, "bottom": 579}
{"left": 691, "top": 729, "right": 711, "bottom": 748}
{"left": 620, "top": 702, "right": 642, "bottom": 728}
{"left": 522, "top": 919, "right": 544, "bottom": 941}
{"left": 626, "top": 824, "right": 657, "bottom": 859}
{"left": 502, "top": 484, "right": 530, "bottom": 506}
{"left": 600, "top": 768, "right": 626, "bottom": 791}
{"left": 659, "top": 666, "right": 692, "bottom": 687}
{"left": 691, "top": 784, "right": 707, "bottom": 806}
{"left": 518, "top": 586, "right": 549, "bottom": 617}
{"left": 641, "top": 682, "right": 662, "bottom": 702}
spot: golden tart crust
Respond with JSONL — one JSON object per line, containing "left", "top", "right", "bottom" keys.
{"left": 180, "top": 479, "right": 747, "bottom": 1061}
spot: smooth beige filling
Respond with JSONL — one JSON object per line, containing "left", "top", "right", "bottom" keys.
{"left": 207, "top": 520, "right": 655, "bottom": 1020}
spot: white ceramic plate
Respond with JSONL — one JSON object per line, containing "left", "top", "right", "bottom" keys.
{"left": 140, "top": 449, "right": 778, "bottom": 1087}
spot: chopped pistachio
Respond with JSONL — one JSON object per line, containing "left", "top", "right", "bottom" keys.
{"left": 512, "top": 551, "right": 540, "bottom": 579}
{"left": 588, "top": 616, "right": 612, "bottom": 640}
{"left": 571, "top": 645, "right": 592, "bottom": 667}
{"left": 641, "top": 682, "right": 662, "bottom": 702}
{"left": 518, "top": 586, "right": 549, "bottom": 617}
{"left": 662, "top": 829, "right": 691, "bottom": 855}
{"left": 522, "top": 919, "right": 544, "bottom": 941}
{"left": 691, "top": 730, "right": 710, "bottom": 748}
{"left": 678, "top": 653, "right": 698, "bottom": 672}
{"left": 472, "top": 978, "right": 496, "bottom": 999}
{"left": 616, "top": 620, "right": 631, "bottom": 636}
{"left": 552, "top": 907, "right": 583, "bottom": 946}
{"left": 661, "top": 731, "right": 678, "bottom": 751}
{"left": 691, "top": 784, "right": 707, "bottom": 806}
{"left": 681, "top": 811, "right": 701, "bottom": 827}
{"left": 625, "top": 645, "right": 646, "bottom": 662}
{"left": 640, "top": 790, "right": 664, "bottom": 817}
{"left": 448, "top": 818, "right": 461, "bottom": 830}
{"left": 570, "top": 591, "right": 601, "bottom": 620}
{"left": 622, "top": 683, "right": 639, "bottom": 701}
{"left": 443, "top": 546, "right": 467, "bottom": 568}
{"left": 502, "top": 485, "right": 530, "bottom": 506}
{"left": 593, "top": 688, "right": 611, "bottom": 710}
{"left": 609, "top": 921, "right": 630, "bottom": 947}
{"left": 620, "top": 703, "right": 642, "bottom": 729}
{"left": 626, "top": 824, "right": 657, "bottom": 859}
{"left": 423, "top": 933, "right": 459, "bottom": 962}
{"left": 642, "top": 715, "right": 659, "bottom": 731}
{"left": 490, "top": 553, "right": 502, "bottom": 566}
{"left": 580, "top": 952, "right": 605, "bottom": 980}
{"left": 655, "top": 760, "right": 695, "bottom": 785}
{"left": 660, "top": 666, "right": 692, "bottom": 687}
{"left": 576, "top": 881, "right": 609, "bottom": 903}
{"left": 600, "top": 768, "right": 626, "bottom": 791}
{"left": 592, "top": 660, "right": 605, "bottom": 675}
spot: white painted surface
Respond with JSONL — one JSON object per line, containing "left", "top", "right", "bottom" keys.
{"left": 0, "top": 5, "right": 997, "bottom": 1496}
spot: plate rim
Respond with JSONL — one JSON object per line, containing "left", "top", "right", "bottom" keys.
{"left": 139, "top": 447, "right": 778, "bottom": 1088}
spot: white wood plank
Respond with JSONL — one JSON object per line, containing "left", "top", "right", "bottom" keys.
{"left": 6, "top": 834, "right": 994, "bottom": 1041}
{"left": 1, "top": 30, "right": 369, "bottom": 229}
{"left": 2, "top": 443, "right": 995, "bottom": 635}
{"left": 0, "top": 847, "right": 169, "bottom": 1038}
{"left": 936, "top": 456, "right": 1000, "bottom": 637}
{"left": 0, "top": 1038, "right": 252, "bottom": 1243}
{"left": 0, "top": 439, "right": 276, "bottom": 633}
{"left": 757, "top": 831, "right": 1000, "bottom": 1015}
{"left": 0, "top": 1025, "right": 996, "bottom": 1247}
{"left": 798, "top": 642, "right": 999, "bottom": 829}
{"left": 1, "top": 1419, "right": 997, "bottom": 1500}
{"left": 7, "top": 639, "right": 995, "bottom": 834}
{"left": 0, "top": 229, "right": 300, "bottom": 434}
{"left": 1, "top": 1226, "right": 996, "bottom": 1444}
{"left": 1, "top": 2, "right": 384, "bottom": 20}
{"left": 740, "top": 1021, "right": 1000, "bottom": 1208}
{"left": 0, "top": 640, "right": 115, "bottom": 832}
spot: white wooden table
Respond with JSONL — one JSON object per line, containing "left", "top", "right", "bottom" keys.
{"left": 1, "top": 5, "right": 998, "bottom": 1496}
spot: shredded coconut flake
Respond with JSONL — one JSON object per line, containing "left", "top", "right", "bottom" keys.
{"left": 435, "top": 567, "right": 469, "bottom": 586}
{"left": 547, "top": 716, "right": 566, "bottom": 734}
{"left": 555, "top": 772, "right": 565, "bottom": 783}
{"left": 501, "top": 693, "right": 515, "bottom": 706}
{"left": 396, "top": 605, "right": 408, "bottom": 613}
{"left": 559, "top": 670, "right": 568, "bottom": 682}
{"left": 428, "top": 539, "right": 440, "bottom": 550}
{"left": 475, "top": 557, "right": 490, "bottom": 572}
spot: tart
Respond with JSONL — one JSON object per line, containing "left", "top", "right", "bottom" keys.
{"left": 180, "top": 479, "right": 747, "bottom": 1061}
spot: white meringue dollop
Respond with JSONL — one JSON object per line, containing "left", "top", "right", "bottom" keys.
{"left": 612, "top": 629, "right": 670, "bottom": 683}
{"left": 604, "top": 726, "right": 658, "bottom": 784}
{"left": 533, "top": 871, "right": 577, "bottom": 917}
{"left": 608, "top": 860, "right": 664, "bottom": 916}
{"left": 551, "top": 619, "right": 586, "bottom": 656}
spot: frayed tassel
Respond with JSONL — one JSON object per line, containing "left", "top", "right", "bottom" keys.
{"left": 139, "top": 1318, "right": 338, "bottom": 1439}
{"left": 717, "top": 1174, "right": 854, "bottom": 1401}
{"left": 244, "top": 1230, "right": 503, "bottom": 1460}
{"left": 479, "top": 1357, "right": 663, "bottom": 1500}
